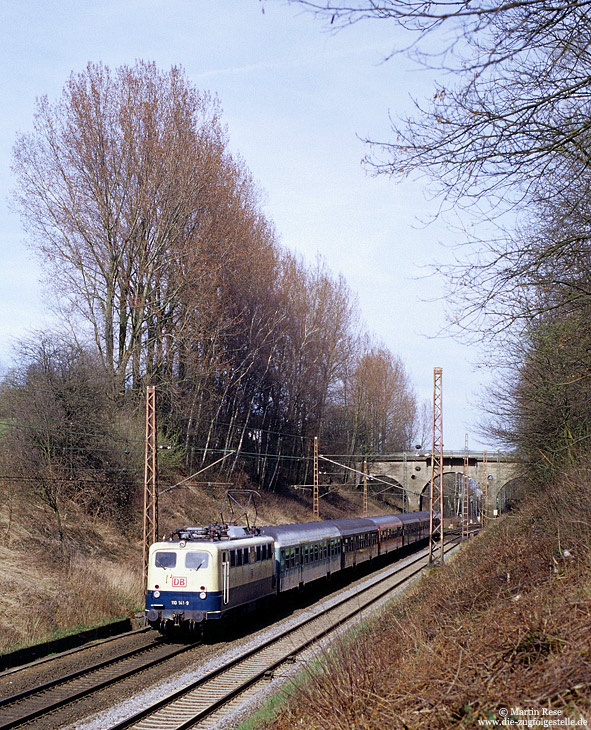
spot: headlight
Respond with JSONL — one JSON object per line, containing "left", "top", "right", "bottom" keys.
{"left": 199, "top": 592, "right": 206, "bottom": 600}
{"left": 153, "top": 590, "right": 160, "bottom": 598}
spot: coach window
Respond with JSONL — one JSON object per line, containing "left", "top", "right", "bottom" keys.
{"left": 237, "top": 549, "right": 243, "bottom": 566}
{"left": 230, "top": 550, "right": 236, "bottom": 567}
{"left": 280, "top": 549, "right": 285, "bottom": 569}
{"left": 155, "top": 552, "right": 176, "bottom": 569}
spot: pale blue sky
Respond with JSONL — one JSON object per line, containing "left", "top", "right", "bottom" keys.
{"left": 0, "top": 0, "right": 494, "bottom": 449}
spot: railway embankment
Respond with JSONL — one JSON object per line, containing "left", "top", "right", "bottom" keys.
{"left": 0, "top": 479, "right": 377, "bottom": 656}
{"left": 251, "top": 465, "right": 591, "bottom": 729}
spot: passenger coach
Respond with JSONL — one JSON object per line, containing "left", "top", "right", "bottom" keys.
{"left": 259, "top": 522, "right": 342, "bottom": 591}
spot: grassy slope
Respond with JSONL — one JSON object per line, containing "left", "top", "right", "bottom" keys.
{"left": 0, "top": 480, "right": 385, "bottom": 653}
{"left": 254, "top": 466, "right": 591, "bottom": 729}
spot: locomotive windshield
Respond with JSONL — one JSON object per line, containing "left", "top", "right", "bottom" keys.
{"left": 154, "top": 551, "right": 177, "bottom": 568}
{"left": 186, "top": 551, "right": 210, "bottom": 569}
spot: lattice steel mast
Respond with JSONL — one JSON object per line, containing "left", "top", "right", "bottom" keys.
{"left": 482, "top": 449, "right": 488, "bottom": 527}
{"left": 429, "top": 367, "right": 444, "bottom": 564}
{"left": 313, "top": 436, "right": 319, "bottom": 518}
{"left": 363, "top": 458, "right": 368, "bottom": 517}
{"left": 142, "top": 385, "right": 158, "bottom": 591}
{"left": 462, "top": 433, "right": 470, "bottom": 540}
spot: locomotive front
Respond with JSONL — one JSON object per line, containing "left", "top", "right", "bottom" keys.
{"left": 145, "top": 531, "right": 223, "bottom": 633}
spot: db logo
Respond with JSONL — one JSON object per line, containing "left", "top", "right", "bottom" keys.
{"left": 172, "top": 576, "right": 187, "bottom": 588}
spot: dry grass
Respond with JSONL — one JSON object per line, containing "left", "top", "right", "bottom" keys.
{"left": 258, "top": 465, "right": 591, "bottom": 729}
{"left": 0, "top": 494, "right": 144, "bottom": 653}
{"left": 0, "top": 540, "right": 143, "bottom": 653}
{"left": 0, "top": 474, "right": 375, "bottom": 654}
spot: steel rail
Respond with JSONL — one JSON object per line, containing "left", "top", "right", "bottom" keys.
{"left": 0, "top": 640, "right": 199, "bottom": 729}
{"left": 0, "top": 625, "right": 151, "bottom": 677}
{"left": 108, "top": 539, "right": 460, "bottom": 730}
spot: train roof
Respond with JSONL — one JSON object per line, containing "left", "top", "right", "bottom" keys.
{"left": 323, "top": 516, "right": 378, "bottom": 537}
{"left": 259, "top": 521, "right": 341, "bottom": 547}
{"left": 395, "top": 511, "right": 431, "bottom": 524}
{"left": 365, "top": 514, "right": 404, "bottom": 530}
{"left": 260, "top": 511, "right": 430, "bottom": 545}
{"left": 149, "top": 533, "right": 272, "bottom": 553}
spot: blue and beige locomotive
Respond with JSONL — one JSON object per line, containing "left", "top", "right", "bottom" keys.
{"left": 145, "top": 511, "right": 431, "bottom": 634}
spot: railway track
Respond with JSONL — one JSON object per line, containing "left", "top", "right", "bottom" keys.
{"left": 105, "top": 538, "right": 460, "bottom": 730}
{"left": 0, "top": 539, "right": 460, "bottom": 730}
{"left": 0, "top": 638, "right": 198, "bottom": 729}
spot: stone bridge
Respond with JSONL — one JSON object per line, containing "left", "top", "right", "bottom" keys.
{"left": 363, "top": 451, "right": 521, "bottom": 518}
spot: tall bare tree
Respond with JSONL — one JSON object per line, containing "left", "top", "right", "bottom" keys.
{"left": 12, "top": 61, "right": 231, "bottom": 393}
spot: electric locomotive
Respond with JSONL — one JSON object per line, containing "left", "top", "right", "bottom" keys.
{"left": 145, "top": 524, "right": 275, "bottom": 634}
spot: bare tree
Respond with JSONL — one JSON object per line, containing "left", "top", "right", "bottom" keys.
{"left": 0, "top": 336, "right": 138, "bottom": 551}
{"left": 290, "top": 0, "right": 591, "bottom": 336}
{"left": 12, "top": 61, "right": 231, "bottom": 393}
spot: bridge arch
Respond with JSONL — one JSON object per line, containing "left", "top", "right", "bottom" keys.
{"left": 496, "top": 478, "right": 528, "bottom": 515}
{"left": 419, "top": 471, "right": 482, "bottom": 525}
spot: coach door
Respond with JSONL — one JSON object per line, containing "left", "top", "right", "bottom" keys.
{"left": 222, "top": 551, "right": 230, "bottom": 605}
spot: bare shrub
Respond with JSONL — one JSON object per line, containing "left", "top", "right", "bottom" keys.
{"left": 262, "top": 466, "right": 591, "bottom": 729}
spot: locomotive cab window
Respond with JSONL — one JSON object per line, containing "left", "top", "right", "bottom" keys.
{"left": 154, "top": 551, "right": 176, "bottom": 569}
{"left": 186, "top": 551, "right": 209, "bottom": 569}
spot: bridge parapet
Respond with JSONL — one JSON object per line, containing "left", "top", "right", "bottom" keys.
{"left": 363, "top": 451, "right": 521, "bottom": 515}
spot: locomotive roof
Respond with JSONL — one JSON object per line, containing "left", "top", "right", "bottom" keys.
{"left": 163, "top": 524, "right": 274, "bottom": 543}
{"left": 150, "top": 534, "right": 272, "bottom": 552}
